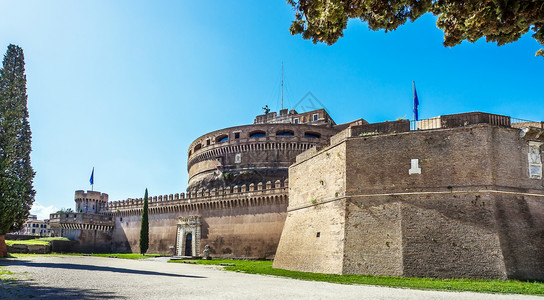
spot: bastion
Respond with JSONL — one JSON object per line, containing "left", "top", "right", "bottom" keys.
{"left": 273, "top": 112, "right": 544, "bottom": 280}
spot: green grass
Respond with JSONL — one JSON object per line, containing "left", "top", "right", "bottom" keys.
{"left": 169, "top": 259, "right": 544, "bottom": 296}
{"left": 0, "top": 266, "right": 17, "bottom": 281}
{"left": 5, "top": 239, "right": 50, "bottom": 246}
{"left": 5, "top": 237, "right": 70, "bottom": 246}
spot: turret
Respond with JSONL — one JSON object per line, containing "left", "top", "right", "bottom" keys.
{"left": 74, "top": 190, "right": 109, "bottom": 214}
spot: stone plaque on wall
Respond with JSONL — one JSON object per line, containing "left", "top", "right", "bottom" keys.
{"left": 528, "top": 141, "right": 543, "bottom": 179}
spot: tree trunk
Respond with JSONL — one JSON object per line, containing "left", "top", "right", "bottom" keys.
{"left": 0, "top": 235, "right": 7, "bottom": 258}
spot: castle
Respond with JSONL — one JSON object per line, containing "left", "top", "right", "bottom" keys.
{"left": 50, "top": 109, "right": 544, "bottom": 280}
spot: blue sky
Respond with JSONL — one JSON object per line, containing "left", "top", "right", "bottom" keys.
{"left": 1, "top": 1, "right": 543, "bottom": 219}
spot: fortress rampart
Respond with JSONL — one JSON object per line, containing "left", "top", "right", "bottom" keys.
{"left": 102, "top": 179, "right": 288, "bottom": 216}
{"left": 274, "top": 112, "right": 544, "bottom": 280}
{"left": 49, "top": 212, "right": 114, "bottom": 253}
{"left": 107, "top": 179, "right": 289, "bottom": 257}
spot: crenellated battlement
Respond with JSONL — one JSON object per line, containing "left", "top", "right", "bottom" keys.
{"left": 75, "top": 190, "right": 109, "bottom": 202}
{"left": 101, "top": 179, "right": 289, "bottom": 215}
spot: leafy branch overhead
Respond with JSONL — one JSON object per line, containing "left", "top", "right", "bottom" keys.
{"left": 288, "top": 0, "right": 544, "bottom": 56}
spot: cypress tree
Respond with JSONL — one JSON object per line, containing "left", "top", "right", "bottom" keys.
{"left": 0, "top": 44, "right": 35, "bottom": 257}
{"left": 139, "top": 188, "right": 149, "bottom": 255}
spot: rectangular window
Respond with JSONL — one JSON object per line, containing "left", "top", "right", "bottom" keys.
{"left": 294, "top": 119, "right": 299, "bottom": 124}
{"left": 234, "top": 132, "right": 240, "bottom": 139}
{"left": 313, "top": 114, "right": 318, "bottom": 121}
{"left": 206, "top": 139, "right": 210, "bottom": 146}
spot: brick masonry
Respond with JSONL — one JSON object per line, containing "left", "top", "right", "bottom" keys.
{"left": 274, "top": 123, "right": 544, "bottom": 280}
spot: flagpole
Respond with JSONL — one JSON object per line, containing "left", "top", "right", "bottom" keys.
{"left": 412, "top": 81, "right": 415, "bottom": 122}
{"left": 90, "top": 167, "right": 94, "bottom": 191}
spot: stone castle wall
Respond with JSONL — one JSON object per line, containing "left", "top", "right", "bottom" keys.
{"left": 104, "top": 180, "right": 289, "bottom": 258}
{"left": 274, "top": 122, "right": 544, "bottom": 280}
{"left": 49, "top": 212, "right": 114, "bottom": 253}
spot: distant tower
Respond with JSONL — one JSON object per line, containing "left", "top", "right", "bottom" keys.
{"left": 74, "top": 190, "right": 109, "bottom": 213}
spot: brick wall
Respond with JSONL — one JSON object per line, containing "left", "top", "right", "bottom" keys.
{"left": 274, "top": 141, "right": 347, "bottom": 272}
{"left": 274, "top": 124, "right": 544, "bottom": 279}
{"left": 112, "top": 196, "right": 288, "bottom": 258}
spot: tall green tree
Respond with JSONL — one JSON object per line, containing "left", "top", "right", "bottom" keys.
{"left": 139, "top": 188, "right": 149, "bottom": 255}
{"left": 0, "top": 44, "right": 35, "bottom": 257}
{"left": 287, "top": 0, "right": 544, "bottom": 56}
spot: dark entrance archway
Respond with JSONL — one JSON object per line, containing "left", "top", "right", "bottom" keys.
{"left": 184, "top": 233, "right": 192, "bottom": 256}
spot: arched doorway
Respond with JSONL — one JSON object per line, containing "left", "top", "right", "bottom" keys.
{"left": 184, "top": 233, "right": 193, "bottom": 256}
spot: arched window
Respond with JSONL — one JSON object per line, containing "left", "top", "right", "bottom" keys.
{"left": 194, "top": 144, "right": 202, "bottom": 152}
{"left": 249, "top": 130, "right": 266, "bottom": 138}
{"left": 216, "top": 134, "right": 229, "bottom": 143}
{"left": 304, "top": 132, "right": 321, "bottom": 139}
{"left": 276, "top": 130, "right": 294, "bottom": 137}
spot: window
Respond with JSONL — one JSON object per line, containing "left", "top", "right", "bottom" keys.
{"left": 313, "top": 114, "right": 318, "bottom": 121}
{"left": 216, "top": 134, "right": 229, "bottom": 143}
{"left": 276, "top": 130, "right": 294, "bottom": 137}
{"left": 304, "top": 132, "right": 321, "bottom": 139}
{"left": 294, "top": 119, "right": 299, "bottom": 124}
{"left": 206, "top": 139, "right": 210, "bottom": 146}
{"left": 234, "top": 132, "right": 240, "bottom": 139}
{"left": 194, "top": 144, "right": 202, "bottom": 152}
{"left": 249, "top": 130, "right": 266, "bottom": 138}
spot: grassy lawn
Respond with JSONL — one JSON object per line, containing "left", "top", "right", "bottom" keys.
{"left": 5, "top": 237, "right": 70, "bottom": 246}
{"left": 169, "top": 259, "right": 544, "bottom": 296}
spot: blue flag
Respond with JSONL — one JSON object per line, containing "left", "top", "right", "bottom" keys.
{"left": 90, "top": 168, "right": 94, "bottom": 185}
{"left": 413, "top": 81, "right": 419, "bottom": 121}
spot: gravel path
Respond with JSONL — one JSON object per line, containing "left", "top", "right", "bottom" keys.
{"left": 0, "top": 256, "right": 542, "bottom": 300}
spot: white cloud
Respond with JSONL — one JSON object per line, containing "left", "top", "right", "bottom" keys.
{"left": 30, "top": 202, "right": 59, "bottom": 220}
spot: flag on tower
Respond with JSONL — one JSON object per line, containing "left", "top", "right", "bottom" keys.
{"left": 413, "top": 81, "right": 419, "bottom": 121}
{"left": 90, "top": 167, "right": 94, "bottom": 185}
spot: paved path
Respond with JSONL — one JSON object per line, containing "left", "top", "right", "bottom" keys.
{"left": 0, "top": 256, "right": 541, "bottom": 299}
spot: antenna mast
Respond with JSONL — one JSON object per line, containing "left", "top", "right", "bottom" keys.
{"left": 281, "top": 62, "right": 284, "bottom": 110}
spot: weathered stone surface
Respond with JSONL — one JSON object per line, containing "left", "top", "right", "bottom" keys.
{"left": 275, "top": 123, "right": 544, "bottom": 280}
{"left": 7, "top": 243, "right": 50, "bottom": 254}
{"left": 112, "top": 196, "right": 288, "bottom": 258}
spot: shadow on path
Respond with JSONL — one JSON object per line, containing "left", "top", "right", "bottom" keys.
{"left": 1, "top": 280, "right": 120, "bottom": 299}
{"left": 1, "top": 259, "right": 206, "bottom": 279}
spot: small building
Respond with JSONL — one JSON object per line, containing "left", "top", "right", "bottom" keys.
{"left": 16, "top": 215, "right": 51, "bottom": 236}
